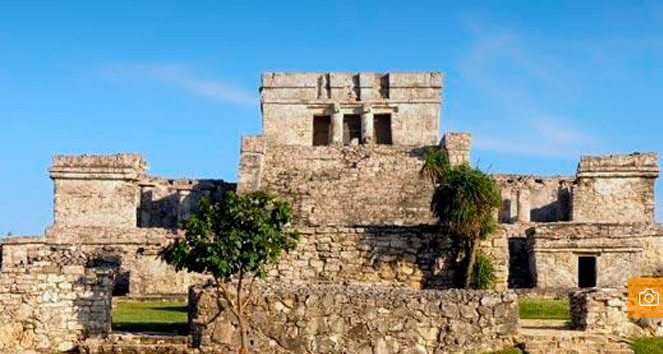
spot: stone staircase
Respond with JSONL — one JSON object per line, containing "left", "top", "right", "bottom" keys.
{"left": 520, "top": 320, "right": 633, "bottom": 354}
{"left": 79, "top": 332, "right": 197, "bottom": 354}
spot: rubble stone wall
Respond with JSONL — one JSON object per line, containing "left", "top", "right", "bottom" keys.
{"left": 239, "top": 140, "right": 437, "bottom": 226}
{"left": 190, "top": 283, "right": 519, "bottom": 354}
{"left": 569, "top": 287, "right": 663, "bottom": 337}
{"left": 269, "top": 225, "right": 509, "bottom": 291}
{"left": 0, "top": 242, "right": 115, "bottom": 352}
{"left": 6, "top": 227, "right": 208, "bottom": 297}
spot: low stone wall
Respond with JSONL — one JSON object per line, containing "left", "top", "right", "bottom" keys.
{"left": 0, "top": 245, "right": 116, "bottom": 352}
{"left": 569, "top": 288, "right": 663, "bottom": 337}
{"left": 190, "top": 283, "right": 519, "bottom": 354}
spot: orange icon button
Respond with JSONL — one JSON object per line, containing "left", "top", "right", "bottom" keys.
{"left": 628, "top": 278, "right": 663, "bottom": 318}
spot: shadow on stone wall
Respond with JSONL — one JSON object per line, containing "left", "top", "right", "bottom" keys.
{"left": 530, "top": 187, "right": 571, "bottom": 222}
{"left": 358, "top": 225, "right": 457, "bottom": 289}
{"left": 138, "top": 180, "right": 236, "bottom": 230}
{"left": 508, "top": 238, "right": 532, "bottom": 288}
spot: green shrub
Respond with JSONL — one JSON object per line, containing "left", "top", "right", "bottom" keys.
{"left": 470, "top": 251, "right": 495, "bottom": 290}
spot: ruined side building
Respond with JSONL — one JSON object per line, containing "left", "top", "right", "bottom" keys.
{"left": 0, "top": 71, "right": 661, "bottom": 351}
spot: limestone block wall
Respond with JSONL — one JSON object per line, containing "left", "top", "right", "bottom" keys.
{"left": 0, "top": 243, "right": 115, "bottom": 352}
{"left": 190, "top": 283, "right": 519, "bottom": 354}
{"left": 51, "top": 154, "right": 146, "bottom": 228}
{"left": 267, "top": 225, "right": 509, "bottom": 291}
{"left": 239, "top": 140, "right": 436, "bottom": 226}
{"left": 528, "top": 223, "right": 663, "bottom": 288}
{"left": 261, "top": 72, "right": 442, "bottom": 146}
{"left": 572, "top": 153, "right": 659, "bottom": 223}
{"left": 441, "top": 132, "right": 471, "bottom": 166}
{"left": 236, "top": 133, "right": 508, "bottom": 291}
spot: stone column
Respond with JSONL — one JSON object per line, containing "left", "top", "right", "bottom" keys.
{"left": 177, "top": 188, "right": 192, "bottom": 224}
{"left": 517, "top": 189, "right": 531, "bottom": 223}
{"left": 330, "top": 103, "right": 343, "bottom": 145}
{"left": 361, "top": 104, "right": 374, "bottom": 144}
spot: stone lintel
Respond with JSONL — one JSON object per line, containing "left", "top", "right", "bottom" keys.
{"left": 577, "top": 152, "right": 659, "bottom": 178}
{"left": 50, "top": 154, "right": 146, "bottom": 181}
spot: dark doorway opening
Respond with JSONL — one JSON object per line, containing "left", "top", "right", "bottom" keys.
{"left": 578, "top": 256, "right": 597, "bottom": 288}
{"left": 374, "top": 114, "right": 392, "bottom": 144}
{"left": 343, "top": 114, "right": 362, "bottom": 145}
{"left": 313, "top": 115, "right": 331, "bottom": 146}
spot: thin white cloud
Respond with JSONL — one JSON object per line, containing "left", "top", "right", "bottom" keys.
{"left": 101, "top": 63, "right": 257, "bottom": 106}
{"left": 474, "top": 120, "right": 593, "bottom": 159}
{"left": 455, "top": 19, "right": 599, "bottom": 158}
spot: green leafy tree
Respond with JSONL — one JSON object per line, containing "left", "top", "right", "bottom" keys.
{"left": 159, "top": 191, "right": 300, "bottom": 354}
{"left": 421, "top": 148, "right": 501, "bottom": 289}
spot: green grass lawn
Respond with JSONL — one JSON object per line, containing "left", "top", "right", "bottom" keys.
{"left": 519, "top": 298, "right": 570, "bottom": 320}
{"left": 631, "top": 337, "right": 663, "bottom": 354}
{"left": 112, "top": 300, "right": 189, "bottom": 334}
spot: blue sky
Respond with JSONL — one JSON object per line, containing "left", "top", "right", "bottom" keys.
{"left": 2, "top": 1, "right": 663, "bottom": 235}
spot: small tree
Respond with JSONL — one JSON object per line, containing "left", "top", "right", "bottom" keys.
{"left": 159, "top": 191, "right": 300, "bottom": 354}
{"left": 421, "top": 148, "right": 501, "bottom": 289}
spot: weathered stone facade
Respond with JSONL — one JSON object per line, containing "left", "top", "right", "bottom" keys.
{"left": 190, "top": 283, "right": 519, "bottom": 354}
{"left": 260, "top": 72, "right": 441, "bottom": 146}
{"left": 0, "top": 241, "right": 116, "bottom": 352}
{"left": 3, "top": 70, "right": 663, "bottom": 352}
{"left": 527, "top": 223, "right": 663, "bottom": 288}
{"left": 269, "top": 224, "right": 510, "bottom": 291}
{"left": 572, "top": 153, "right": 658, "bottom": 223}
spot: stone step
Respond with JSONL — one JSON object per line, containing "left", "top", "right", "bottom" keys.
{"left": 107, "top": 331, "right": 190, "bottom": 345}
{"left": 80, "top": 332, "right": 197, "bottom": 354}
{"left": 81, "top": 343, "right": 196, "bottom": 354}
{"left": 519, "top": 319, "right": 633, "bottom": 354}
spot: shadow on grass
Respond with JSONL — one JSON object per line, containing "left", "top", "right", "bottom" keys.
{"left": 152, "top": 305, "right": 188, "bottom": 313}
{"left": 112, "top": 322, "right": 189, "bottom": 334}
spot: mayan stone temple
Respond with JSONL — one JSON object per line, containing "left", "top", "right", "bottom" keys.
{"left": 2, "top": 72, "right": 663, "bottom": 354}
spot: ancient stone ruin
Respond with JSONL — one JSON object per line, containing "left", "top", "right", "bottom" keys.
{"left": 1, "top": 71, "right": 661, "bottom": 353}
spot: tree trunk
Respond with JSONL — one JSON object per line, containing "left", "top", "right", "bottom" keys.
{"left": 238, "top": 312, "right": 249, "bottom": 354}
{"left": 463, "top": 239, "right": 478, "bottom": 289}
{"left": 236, "top": 272, "right": 249, "bottom": 354}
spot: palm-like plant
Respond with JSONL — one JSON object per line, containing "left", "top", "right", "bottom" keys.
{"left": 421, "top": 148, "right": 501, "bottom": 289}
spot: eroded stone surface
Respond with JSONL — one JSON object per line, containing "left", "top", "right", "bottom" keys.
{"left": 190, "top": 283, "right": 519, "bottom": 354}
